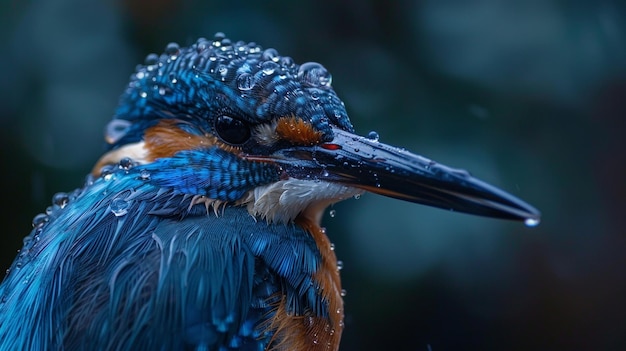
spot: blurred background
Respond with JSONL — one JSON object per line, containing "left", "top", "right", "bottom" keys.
{"left": 1, "top": 0, "right": 625, "bottom": 350}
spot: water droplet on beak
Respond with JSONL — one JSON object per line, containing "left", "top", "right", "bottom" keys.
{"left": 524, "top": 217, "right": 540, "bottom": 227}
{"left": 367, "top": 131, "right": 380, "bottom": 142}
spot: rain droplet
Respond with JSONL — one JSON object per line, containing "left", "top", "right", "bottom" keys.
{"left": 262, "top": 48, "right": 280, "bottom": 62}
{"left": 220, "top": 38, "right": 232, "bottom": 49}
{"left": 367, "top": 131, "right": 380, "bottom": 142}
{"left": 83, "top": 175, "right": 95, "bottom": 187}
{"left": 110, "top": 198, "right": 130, "bottom": 217}
{"left": 340, "top": 289, "right": 347, "bottom": 297}
{"left": 310, "top": 89, "right": 321, "bottom": 101}
{"left": 321, "top": 169, "right": 329, "bottom": 177}
{"left": 248, "top": 42, "right": 261, "bottom": 53}
{"left": 169, "top": 73, "right": 178, "bottom": 84}
{"left": 297, "top": 62, "right": 332, "bottom": 87}
{"left": 165, "top": 42, "right": 180, "bottom": 58}
{"left": 329, "top": 243, "right": 335, "bottom": 251}
{"left": 237, "top": 73, "right": 256, "bottom": 91}
{"left": 32, "top": 213, "right": 48, "bottom": 228}
{"left": 196, "top": 41, "right": 207, "bottom": 53}
{"left": 119, "top": 157, "right": 134, "bottom": 171}
{"left": 524, "top": 218, "right": 540, "bottom": 227}
{"left": 280, "top": 56, "right": 294, "bottom": 66}
{"left": 144, "top": 53, "right": 159, "bottom": 65}
{"left": 139, "top": 91, "right": 147, "bottom": 98}
{"left": 261, "top": 61, "right": 279, "bottom": 75}
{"left": 101, "top": 168, "right": 114, "bottom": 181}
{"left": 353, "top": 194, "right": 361, "bottom": 200}
{"left": 329, "top": 209, "right": 336, "bottom": 217}
{"left": 336, "top": 260, "right": 343, "bottom": 270}
{"left": 217, "top": 64, "right": 228, "bottom": 80}
{"left": 139, "top": 169, "right": 151, "bottom": 180}
{"left": 52, "top": 192, "right": 69, "bottom": 209}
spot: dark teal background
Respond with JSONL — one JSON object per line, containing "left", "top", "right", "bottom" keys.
{"left": 1, "top": 0, "right": 625, "bottom": 350}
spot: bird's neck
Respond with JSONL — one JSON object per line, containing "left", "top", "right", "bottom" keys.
{"left": 268, "top": 215, "right": 344, "bottom": 351}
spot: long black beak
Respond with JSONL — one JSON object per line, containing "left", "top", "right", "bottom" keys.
{"left": 262, "top": 127, "right": 540, "bottom": 225}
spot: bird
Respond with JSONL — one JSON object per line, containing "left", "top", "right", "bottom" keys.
{"left": 0, "top": 32, "right": 540, "bottom": 351}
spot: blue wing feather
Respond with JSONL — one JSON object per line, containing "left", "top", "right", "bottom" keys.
{"left": 0, "top": 168, "right": 323, "bottom": 350}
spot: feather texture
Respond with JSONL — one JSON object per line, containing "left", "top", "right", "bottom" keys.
{"left": 0, "top": 167, "right": 325, "bottom": 350}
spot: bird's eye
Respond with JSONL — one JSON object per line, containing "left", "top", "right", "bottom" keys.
{"left": 215, "top": 115, "right": 251, "bottom": 145}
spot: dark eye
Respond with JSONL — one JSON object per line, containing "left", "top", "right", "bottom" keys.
{"left": 215, "top": 115, "right": 251, "bottom": 145}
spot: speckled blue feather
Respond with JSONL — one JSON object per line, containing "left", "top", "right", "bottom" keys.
{"left": 145, "top": 148, "right": 279, "bottom": 201}
{"left": 107, "top": 35, "right": 354, "bottom": 149}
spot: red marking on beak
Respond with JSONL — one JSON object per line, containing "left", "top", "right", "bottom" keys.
{"left": 320, "top": 143, "right": 341, "bottom": 150}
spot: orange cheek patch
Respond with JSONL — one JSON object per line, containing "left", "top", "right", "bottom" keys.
{"left": 144, "top": 120, "right": 240, "bottom": 161}
{"left": 275, "top": 116, "right": 323, "bottom": 146}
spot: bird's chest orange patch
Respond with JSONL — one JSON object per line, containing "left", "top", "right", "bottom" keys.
{"left": 267, "top": 217, "right": 344, "bottom": 351}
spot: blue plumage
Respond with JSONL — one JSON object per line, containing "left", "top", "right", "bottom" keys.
{"left": 0, "top": 32, "right": 539, "bottom": 351}
{"left": 0, "top": 163, "right": 321, "bottom": 350}
{"left": 146, "top": 149, "right": 278, "bottom": 201}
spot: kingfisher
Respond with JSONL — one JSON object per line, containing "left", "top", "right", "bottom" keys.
{"left": 0, "top": 33, "right": 539, "bottom": 351}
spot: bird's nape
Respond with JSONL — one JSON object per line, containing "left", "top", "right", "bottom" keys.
{"left": 0, "top": 32, "right": 540, "bottom": 351}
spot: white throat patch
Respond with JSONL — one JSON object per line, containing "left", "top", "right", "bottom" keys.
{"left": 243, "top": 179, "right": 364, "bottom": 224}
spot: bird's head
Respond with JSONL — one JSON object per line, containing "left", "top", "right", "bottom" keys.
{"left": 95, "top": 33, "right": 540, "bottom": 226}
